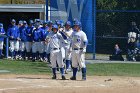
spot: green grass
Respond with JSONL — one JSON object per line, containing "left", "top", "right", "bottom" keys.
{"left": 0, "top": 59, "right": 140, "bottom": 77}
{"left": 0, "top": 59, "right": 51, "bottom": 75}
{"left": 87, "top": 63, "right": 140, "bottom": 77}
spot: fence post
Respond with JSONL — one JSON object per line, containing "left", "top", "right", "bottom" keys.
{"left": 93, "top": 0, "right": 96, "bottom": 59}
{"left": 46, "top": 0, "right": 48, "bottom": 21}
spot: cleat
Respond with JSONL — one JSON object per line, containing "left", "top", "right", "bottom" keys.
{"left": 52, "top": 75, "right": 56, "bottom": 79}
{"left": 62, "top": 76, "right": 66, "bottom": 80}
{"left": 65, "top": 69, "right": 68, "bottom": 74}
{"left": 82, "top": 77, "right": 86, "bottom": 81}
{"left": 70, "top": 76, "right": 76, "bottom": 80}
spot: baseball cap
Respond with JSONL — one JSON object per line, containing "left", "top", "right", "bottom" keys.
{"left": 23, "top": 21, "right": 27, "bottom": 24}
{"left": 11, "top": 19, "right": 16, "bottom": 23}
{"left": 0, "top": 23, "right": 3, "bottom": 27}
{"left": 65, "top": 21, "right": 71, "bottom": 26}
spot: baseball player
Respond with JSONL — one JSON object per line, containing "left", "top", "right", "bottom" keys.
{"left": 40, "top": 21, "right": 49, "bottom": 62}
{"left": 31, "top": 22, "right": 42, "bottom": 62}
{"left": 19, "top": 21, "right": 27, "bottom": 60}
{"left": 25, "top": 20, "right": 34, "bottom": 60}
{"left": 45, "top": 20, "right": 53, "bottom": 63}
{"left": 63, "top": 21, "right": 73, "bottom": 73}
{"left": 70, "top": 21, "right": 88, "bottom": 80}
{"left": 18, "top": 20, "right": 23, "bottom": 28}
{"left": 0, "top": 23, "right": 5, "bottom": 59}
{"left": 46, "top": 24, "right": 67, "bottom": 80}
{"left": 7, "top": 19, "right": 20, "bottom": 60}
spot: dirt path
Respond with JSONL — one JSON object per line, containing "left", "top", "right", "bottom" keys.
{"left": 0, "top": 74, "right": 139, "bottom": 93}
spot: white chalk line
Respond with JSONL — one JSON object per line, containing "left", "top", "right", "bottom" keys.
{"left": 0, "top": 78, "right": 106, "bottom": 91}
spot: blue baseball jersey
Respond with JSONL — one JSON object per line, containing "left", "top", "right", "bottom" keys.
{"left": 0, "top": 28, "right": 5, "bottom": 41}
{"left": 26, "top": 26, "right": 34, "bottom": 42}
{"left": 7, "top": 25, "right": 20, "bottom": 40}
{"left": 19, "top": 26, "right": 27, "bottom": 41}
{"left": 40, "top": 27, "right": 49, "bottom": 41}
{"left": 32, "top": 28, "right": 41, "bottom": 42}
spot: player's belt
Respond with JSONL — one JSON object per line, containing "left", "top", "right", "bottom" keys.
{"left": 52, "top": 48, "right": 60, "bottom": 50}
{"left": 73, "top": 48, "right": 83, "bottom": 50}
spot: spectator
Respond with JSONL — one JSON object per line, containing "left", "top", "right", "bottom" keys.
{"left": 109, "top": 44, "right": 124, "bottom": 61}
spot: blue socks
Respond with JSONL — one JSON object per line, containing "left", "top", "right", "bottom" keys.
{"left": 66, "top": 60, "right": 70, "bottom": 70}
{"left": 60, "top": 68, "right": 64, "bottom": 76}
{"left": 82, "top": 68, "right": 86, "bottom": 78}
{"left": 52, "top": 68, "right": 56, "bottom": 76}
{"left": 73, "top": 68, "right": 78, "bottom": 77}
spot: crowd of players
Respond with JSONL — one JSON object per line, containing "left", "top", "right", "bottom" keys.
{"left": 0, "top": 18, "right": 88, "bottom": 80}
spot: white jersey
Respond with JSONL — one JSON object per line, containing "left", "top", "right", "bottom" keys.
{"left": 46, "top": 31, "right": 67, "bottom": 49}
{"left": 65, "top": 29, "right": 73, "bottom": 45}
{"left": 71, "top": 30, "right": 88, "bottom": 49}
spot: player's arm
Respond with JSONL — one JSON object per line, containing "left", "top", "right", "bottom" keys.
{"left": 81, "top": 33, "right": 88, "bottom": 53}
{"left": 58, "top": 33, "right": 68, "bottom": 44}
{"left": 17, "top": 28, "right": 21, "bottom": 41}
{"left": 45, "top": 33, "right": 51, "bottom": 44}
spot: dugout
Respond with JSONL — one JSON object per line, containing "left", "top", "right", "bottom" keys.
{"left": 0, "top": 4, "right": 46, "bottom": 30}
{"left": 0, "top": 4, "right": 46, "bottom": 57}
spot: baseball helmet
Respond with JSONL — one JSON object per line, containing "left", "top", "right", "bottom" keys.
{"left": 43, "top": 21, "right": 48, "bottom": 25}
{"left": 52, "top": 24, "right": 58, "bottom": 29}
{"left": 73, "top": 21, "right": 81, "bottom": 27}
{"left": 65, "top": 21, "right": 71, "bottom": 26}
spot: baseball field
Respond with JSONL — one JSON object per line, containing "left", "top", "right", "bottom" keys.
{"left": 0, "top": 59, "right": 140, "bottom": 93}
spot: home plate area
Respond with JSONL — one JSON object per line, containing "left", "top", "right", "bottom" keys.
{"left": 0, "top": 75, "right": 140, "bottom": 93}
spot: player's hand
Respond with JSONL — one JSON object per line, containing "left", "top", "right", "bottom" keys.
{"left": 17, "top": 38, "right": 21, "bottom": 41}
{"left": 80, "top": 48, "right": 86, "bottom": 53}
{"left": 28, "top": 34, "right": 31, "bottom": 36}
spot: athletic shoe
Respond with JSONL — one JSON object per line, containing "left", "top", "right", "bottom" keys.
{"left": 70, "top": 76, "right": 76, "bottom": 80}
{"left": 62, "top": 76, "right": 66, "bottom": 80}
{"left": 52, "top": 75, "right": 57, "bottom": 79}
{"left": 82, "top": 77, "right": 86, "bottom": 81}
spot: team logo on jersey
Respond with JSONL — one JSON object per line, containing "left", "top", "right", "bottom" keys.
{"left": 73, "top": 35, "right": 81, "bottom": 43}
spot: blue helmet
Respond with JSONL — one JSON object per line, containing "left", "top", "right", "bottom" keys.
{"left": 48, "top": 21, "right": 53, "bottom": 27}
{"left": 29, "top": 20, "right": 34, "bottom": 24}
{"left": 11, "top": 19, "right": 16, "bottom": 23}
{"left": 73, "top": 21, "right": 81, "bottom": 27}
{"left": 52, "top": 24, "right": 58, "bottom": 29}
{"left": 56, "top": 21, "right": 61, "bottom": 25}
{"left": 73, "top": 18, "right": 79, "bottom": 23}
{"left": 65, "top": 21, "right": 71, "bottom": 26}
{"left": 34, "top": 23, "right": 40, "bottom": 28}
{"left": 0, "top": 23, "right": 3, "bottom": 27}
{"left": 35, "top": 19, "right": 40, "bottom": 22}
{"left": 43, "top": 21, "right": 48, "bottom": 25}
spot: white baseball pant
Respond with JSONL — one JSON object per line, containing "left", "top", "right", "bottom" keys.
{"left": 25, "top": 42, "right": 32, "bottom": 52}
{"left": 0, "top": 41, "right": 4, "bottom": 50}
{"left": 50, "top": 49, "right": 64, "bottom": 68}
{"left": 9, "top": 40, "right": 19, "bottom": 52}
{"left": 32, "top": 42, "right": 44, "bottom": 53}
{"left": 71, "top": 50, "right": 86, "bottom": 68}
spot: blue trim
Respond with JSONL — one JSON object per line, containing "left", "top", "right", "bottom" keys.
{"left": 93, "top": 0, "right": 96, "bottom": 59}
